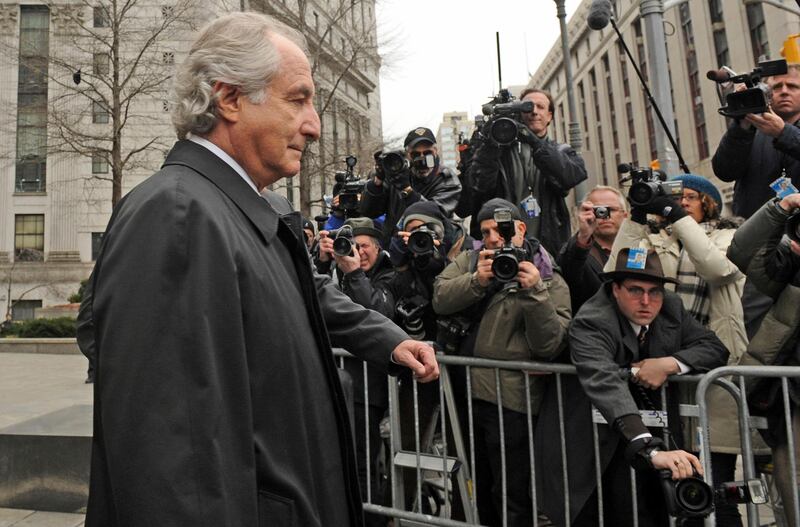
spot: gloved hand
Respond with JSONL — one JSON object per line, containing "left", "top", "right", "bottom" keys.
{"left": 517, "top": 126, "right": 541, "bottom": 147}
{"left": 630, "top": 195, "right": 687, "bottom": 224}
{"left": 389, "top": 167, "right": 412, "bottom": 191}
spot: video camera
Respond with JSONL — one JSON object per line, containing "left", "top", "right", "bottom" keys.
{"left": 334, "top": 155, "right": 364, "bottom": 214}
{"left": 618, "top": 163, "right": 683, "bottom": 208}
{"left": 481, "top": 89, "right": 533, "bottom": 146}
{"left": 490, "top": 208, "right": 527, "bottom": 282}
{"left": 708, "top": 59, "right": 788, "bottom": 118}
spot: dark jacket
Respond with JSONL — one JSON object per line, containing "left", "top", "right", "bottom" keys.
{"left": 360, "top": 166, "right": 462, "bottom": 247}
{"left": 712, "top": 119, "right": 800, "bottom": 218}
{"left": 469, "top": 135, "right": 587, "bottom": 255}
{"left": 338, "top": 251, "right": 396, "bottom": 410}
{"left": 556, "top": 234, "right": 610, "bottom": 312}
{"left": 535, "top": 285, "right": 728, "bottom": 526}
{"left": 80, "top": 140, "right": 409, "bottom": 527}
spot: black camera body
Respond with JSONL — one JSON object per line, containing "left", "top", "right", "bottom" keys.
{"left": 408, "top": 226, "right": 437, "bottom": 257}
{"left": 481, "top": 89, "right": 533, "bottom": 146}
{"left": 490, "top": 208, "right": 527, "bottom": 282}
{"left": 786, "top": 211, "right": 800, "bottom": 244}
{"left": 396, "top": 294, "right": 429, "bottom": 341}
{"left": 593, "top": 206, "right": 611, "bottom": 219}
{"left": 328, "top": 225, "right": 355, "bottom": 257}
{"left": 335, "top": 155, "right": 365, "bottom": 214}
{"left": 378, "top": 150, "right": 410, "bottom": 180}
{"left": 714, "top": 59, "right": 788, "bottom": 118}
{"left": 659, "top": 470, "right": 714, "bottom": 519}
{"left": 436, "top": 316, "right": 472, "bottom": 354}
{"left": 618, "top": 163, "right": 683, "bottom": 208}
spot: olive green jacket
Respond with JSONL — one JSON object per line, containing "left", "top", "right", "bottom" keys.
{"left": 432, "top": 249, "right": 571, "bottom": 414}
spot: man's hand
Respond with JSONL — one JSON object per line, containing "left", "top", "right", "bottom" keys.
{"left": 576, "top": 201, "right": 597, "bottom": 246}
{"left": 516, "top": 260, "right": 542, "bottom": 289}
{"left": 474, "top": 249, "right": 495, "bottom": 287}
{"left": 651, "top": 449, "right": 704, "bottom": 480}
{"left": 392, "top": 340, "right": 439, "bottom": 382}
{"left": 779, "top": 192, "right": 800, "bottom": 213}
{"left": 745, "top": 108, "right": 786, "bottom": 138}
{"left": 390, "top": 168, "right": 411, "bottom": 191}
{"left": 334, "top": 244, "right": 360, "bottom": 274}
{"left": 631, "top": 357, "right": 681, "bottom": 389}
{"left": 317, "top": 231, "right": 334, "bottom": 262}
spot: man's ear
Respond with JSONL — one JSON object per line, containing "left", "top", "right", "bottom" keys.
{"left": 213, "top": 81, "right": 243, "bottom": 124}
{"left": 611, "top": 281, "right": 621, "bottom": 300}
{"left": 515, "top": 220, "right": 526, "bottom": 237}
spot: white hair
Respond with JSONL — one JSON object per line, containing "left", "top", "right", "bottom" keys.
{"left": 171, "top": 12, "right": 307, "bottom": 139}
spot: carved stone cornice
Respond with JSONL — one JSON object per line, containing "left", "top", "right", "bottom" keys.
{"left": 51, "top": 4, "right": 85, "bottom": 36}
{"left": 0, "top": 5, "right": 18, "bottom": 34}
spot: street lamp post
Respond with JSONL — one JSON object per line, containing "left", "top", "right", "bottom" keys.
{"left": 555, "top": 0, "right": 587, "bottom": 204}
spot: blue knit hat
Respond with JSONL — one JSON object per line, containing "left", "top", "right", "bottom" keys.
{"left": 669, "top": 174, "right": 723, "bottom": 213}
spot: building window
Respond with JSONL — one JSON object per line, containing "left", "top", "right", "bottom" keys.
{"left": 313, "top": 11, "right": 319, "bottom": 33}
{"left": 162, "top": 99, "right": 170, "bottom": 112}
{"left": 162, "top": 51, "right": 174, "bottom": 64}
{"left": 16, "top": 7, "right": 49, "bottom": 194}
{"left": 93, "top": 52, "right": 109, "bottom": 75}
{"left": 93, "top": 5, "right": 109, "bottom": 27}
{"left": 93, "top": 101, "right": 109, "bottom": 124}
{"left": 92, "top": 232, "right": 105, "bottom": 261}
{"left": 14, "top": 214, "right": 45, "bottom": 262}
{"left": 746, "top": 4, "right": 769, "bottom": 63}
{"left": 679, "top": 3, "right": 709, "bottom": 159}
{"left": 92, "top": 154, "right": 109, "bottom": 173}
{"left": 12, "top": 300, "right": 42, "bottom": 321}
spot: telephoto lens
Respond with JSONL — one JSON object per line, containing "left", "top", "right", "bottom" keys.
{"left": 491, "top": 251, "right": 520, "bottom": 282}
{"left": 332, "top": 226, "right": 354, "bottom": 257}
{"left": 407, "top": 226, "right": 436, "bottom": 257}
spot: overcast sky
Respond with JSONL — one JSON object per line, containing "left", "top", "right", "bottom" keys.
{"left": 375, "top": 0, "right": 582, "bottom": 146}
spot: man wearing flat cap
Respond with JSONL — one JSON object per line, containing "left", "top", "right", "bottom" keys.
{"left": 433, "top": 197, "right": 571, "bottom": 526}
{"left": 361, "top": 126, "right": 462, "bottom": 247}
{"left": 558, "top": 248, "right": 728, "bottom": 526}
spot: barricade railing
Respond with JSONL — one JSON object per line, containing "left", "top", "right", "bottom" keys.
{"left": 696, "top": 365, "right": 800, "bottom": 527}
{"left": 333, "top": 349, "right": 800, "bottom": 527}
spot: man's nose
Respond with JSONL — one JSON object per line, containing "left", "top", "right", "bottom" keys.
{"left": 303, "top": 107, "right": 321, "bottom": 140}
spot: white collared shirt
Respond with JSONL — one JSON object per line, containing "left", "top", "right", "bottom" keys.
{"left": 188, "top": 134, "right": 260, "bottom": 195}
{"left": 628, "top": 321, "right": 689, "bottom": 374}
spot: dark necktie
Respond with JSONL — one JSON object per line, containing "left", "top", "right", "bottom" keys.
{"left": 638, "top": 326, "right": 648, "bottom": 357}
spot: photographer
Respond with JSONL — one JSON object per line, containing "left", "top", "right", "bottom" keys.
{"left": 604, "top": 174, "right": 758, "bottom": 525}
{"left": 568, "top": 249, "right": 728, "bottom": 526}
{"left": 317, "top": 216, "right": 395, "bottom": 526}
{"left": 727, "top": 193, "right": 800, "bottom": 526}
{"left": 432, "top": 198, "right": 571, "bottom": 527}
{"left": 361, "top": 127, "right": 462, "bottom": 247}
{"left": 469, "top": 88, "right": 587, "bottom": 254}
{"left": 712, "top": 65, "right": 800, "bottom": 218}
{"left": 557, "top": 185, "right": 628, "bottom": 311}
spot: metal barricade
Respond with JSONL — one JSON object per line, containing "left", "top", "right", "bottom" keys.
{"left": 334, "top": 349, "right": 800, "bottom": 527}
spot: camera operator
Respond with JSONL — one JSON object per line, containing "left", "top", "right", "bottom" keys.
{"left": 469, "top": 88, "right": 587, "bottom": 254}
{"left": 712, "top": 65, "right": 800, "bottom": 218}
{"left": 432, "top": 198, "right": 571, "bottom": 527}
{"left": 568, "top": 249, "right": 728, "bottom": 526}
{"left": 727, "top": 193, "right": 800, "bottom": 526}
{"left": 361, "top": 127, "right": 462, "bottom": 247}
{"left": 557, "top": 185, "right": 628, "bottom": 311}
{"left": 604, "top": 174, "right": 757, "bottom": 525}
{"left": 317, "top": 216, "right": 395, "bottom": 526}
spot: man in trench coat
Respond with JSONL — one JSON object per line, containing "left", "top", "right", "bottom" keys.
{"left": 79, "top": 13, "right": 438, "bottom": 527}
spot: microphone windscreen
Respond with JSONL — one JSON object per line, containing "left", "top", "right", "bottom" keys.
{"left": 587, "top": 0, "right": 613, "bottom": 31}
{"left": 706, "top": 69, "right": 730, "bottom": 82}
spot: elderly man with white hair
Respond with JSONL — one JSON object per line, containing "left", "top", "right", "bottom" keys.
{"left": 78, "top": 12, "right": 438, "bottom": 527}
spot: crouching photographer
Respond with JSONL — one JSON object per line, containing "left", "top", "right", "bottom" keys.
{"left": 432, "top": 198, "right": 571, "bottom": 527}
{"left": 317, "top": 216, "right": 395, "bottom": 526}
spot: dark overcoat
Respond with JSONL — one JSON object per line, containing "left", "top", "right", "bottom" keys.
{"left": 535, "top": 285, "right": 728, "bottom": 526}
{"left": 81, "top": 140, "right": 408, "bottom": 527}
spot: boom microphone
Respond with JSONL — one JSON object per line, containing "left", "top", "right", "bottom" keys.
{"left": 587, "top": 0, "right": 613, "bottom": 30}
{"left": 706, "top": 69, "right": 730, "bottom": 83}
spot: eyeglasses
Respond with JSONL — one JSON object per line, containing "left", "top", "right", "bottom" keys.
{"left": 680, "top": 193, "right": 701, "bottom": 203}
{"left": 622, "top": 285, "right": 665, "bottom": 300}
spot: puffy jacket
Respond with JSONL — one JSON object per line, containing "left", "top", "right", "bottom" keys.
{"left": 360, "top": 166, "right": 462, "bottom": 247}
{"left": 712, "top": 119, "right": 800, "bottom": 218}
{"left": 469, "top": 136, "right": 587, "bottom": 255}
{"left": 432, "top": 243, "right": 571, "bottom": 414}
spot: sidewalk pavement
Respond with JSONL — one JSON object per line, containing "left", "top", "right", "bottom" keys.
{"left": 0, "top": 352, "right": 90, "bottom": 526}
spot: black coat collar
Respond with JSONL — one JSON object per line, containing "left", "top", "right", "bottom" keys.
{"left": 162, "top": 140, "right": 279, "bottom": 244}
